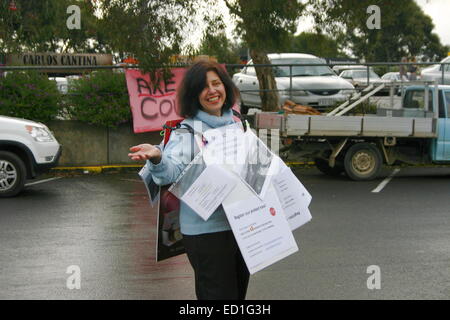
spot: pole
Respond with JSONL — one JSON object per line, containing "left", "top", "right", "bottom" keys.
{"left": 289, "top": 65, "right": 293, "bottom": 101}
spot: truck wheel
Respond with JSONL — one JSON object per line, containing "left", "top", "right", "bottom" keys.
{"left": 344, "top": 143, "right": 382, "bottom": 181}
{"left": 314, "top": 158, "right": 344, "bottom": 177}
{"left": 0, "top": 151, "right": 27, "bottom": 198}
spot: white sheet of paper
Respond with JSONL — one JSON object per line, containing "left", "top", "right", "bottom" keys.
{"left": 272, "top": 168, "right": 312, "bottom": 231}
{"left": 202, "top": 123, "right": 248, "bottom": 176}
{"left": 223, "top": 184, "right": 298, "bottom": 274}
{"left": 258, "top": 155, "right": 289, "bottom": 199}
{"left": 203, "top": 126, "right": 278, "bottom": 199}
{"left": 180, "top": 164, "right": 238, "bottom": 221}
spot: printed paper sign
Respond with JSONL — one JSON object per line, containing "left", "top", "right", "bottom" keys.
{"left": 223, "top": 185, "right": 298, "bottom": 274}
{"left": 180, "top": 164, "right": 238, "bottom": 221}
{"left": 272, "top": 168, "right": 312, "bottom": 231}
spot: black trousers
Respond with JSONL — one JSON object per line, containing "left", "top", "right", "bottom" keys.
{"left": 182, "top": 230, "right": 250, "bottom": 300}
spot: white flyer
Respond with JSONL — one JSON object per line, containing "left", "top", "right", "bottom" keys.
{"left": 202, "top": 122, "right": 248, "bottom": 176}
{"left": 222, "top": 184, "right": 298, "bottom": 274}
{"left": 202, "top": 125, "right": 277, "bottom": 198}
{"left": 180, "top": 164, "right": 238, "bottom": 221}
{"left": 272, "top": 167, "right": 312, "bottom": 231}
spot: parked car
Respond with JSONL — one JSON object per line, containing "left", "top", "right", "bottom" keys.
{"left": 380, "top": 72, "right": 410, "bottom": 95}
{"left": 340, "top": 69, "right": 391, "bottom": 95}
{"left": 332, "top": 65, "right": 374, "bottom": 76}
{"left": 420, "top": 56, "right": 450, "bottom": 84}
{"left": 0, "top": 115, "right": 61, "bottom": 197}
{"left": 381, "top": 72, "right": 409, "bottom": 81}
{"left": 340, "top": 69, "right": 389, "bottom": 86}
{"left": 232, "top": 53, "right": 355, "bottom": 113}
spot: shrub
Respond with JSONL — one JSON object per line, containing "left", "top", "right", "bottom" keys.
{"left": 0, "top": 71, "right": 61, "bottom": 123}
{"left": 325, "top": 100, "right": 377, "bottom": 115}
{"left": 65, "top": 71, "right": 131, "bottom": 128}
{"left": 351, "top": 101, "right": 378, "bottom": 114}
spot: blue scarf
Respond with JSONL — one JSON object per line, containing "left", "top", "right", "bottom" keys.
{"left": 193, "top": 109, "right": 234, "bottom": 129}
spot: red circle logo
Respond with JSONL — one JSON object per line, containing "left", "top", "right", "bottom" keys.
{"left": 270, "top": 207, "right": 276, "bottom": 216}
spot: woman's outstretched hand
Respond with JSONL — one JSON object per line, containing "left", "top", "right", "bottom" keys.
{"left": 128, "top": 144, "right": 162, "bottom": 164}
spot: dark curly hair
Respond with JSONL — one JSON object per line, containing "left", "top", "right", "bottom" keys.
{"left": 177, "top": 60, "right": 239, "bottom": 118}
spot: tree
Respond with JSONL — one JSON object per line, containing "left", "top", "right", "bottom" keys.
{"left": 96, "top": 0, "right": 196, "bottom": 72}
{"left": 0, "top": 0, "right": 197, "bottom": 72}
{"left": 287, "top": 32, "right": 343, "bottom": 58}
{"left": 309, "top": 0, "right": 448, "bottom": 62}
{"left": 0, "top": 0, "right": 103, "bottom": 54}
{"left": 225, "top": 0, "right": 305, "bottom": 111}
{"left": 196, "top": 32, "right": 241, "bottom": 64}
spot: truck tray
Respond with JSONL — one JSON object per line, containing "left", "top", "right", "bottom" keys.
{"left": 255, "top": 113, "right": 437, "bottom": 138}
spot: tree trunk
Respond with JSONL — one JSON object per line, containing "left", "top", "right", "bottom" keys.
{"left": 250, "top": 49, "right": 279, "bottom": 112}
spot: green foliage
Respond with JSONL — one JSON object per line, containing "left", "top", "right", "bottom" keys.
{"left": 287, "top": 32, "right": 342, "bottom": 57}
{"left": 325, "top": 100, "right": 377, "bottom": 115}
{"left": 309, "top": 0, "right": 449, "bottom": 62}
{"left": 65, "top": 71, "right": 131, "bottom": 128}
{"left": 96, "top": 0, "right": 196, "bottom": 72}
{"left": 351, "top": 101, "right": 378, "bottom": 115}
{"left": 0, "top": 0, "right": 194, "bottom": 67}
{"left": 0, "top": 71, "right": 61, "bottom": 123}
{"left": 196, "top": 32, "right": 241, "bottom": 64}
{"left": 226, "top": 0, "right": 305, "bottom": 52}
{"left": 0, "top": 0, "right": 104, "bottom": 54}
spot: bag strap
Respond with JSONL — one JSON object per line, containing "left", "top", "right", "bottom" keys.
{"left": 162, "top": 120, "right": 196, "bottom": 160}
{"left": 232, "top": 109, "right": 247, "bottom": 132}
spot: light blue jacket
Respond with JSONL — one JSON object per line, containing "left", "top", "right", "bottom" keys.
{"left": 147, "top": 109, "right": 235, "bottom": 235}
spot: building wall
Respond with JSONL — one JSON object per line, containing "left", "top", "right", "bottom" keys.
{"left": 48, "top": 120, "right": 162, "bottom": 166}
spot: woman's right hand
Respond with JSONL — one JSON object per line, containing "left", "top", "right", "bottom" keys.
{"left": 128, "top": 144, "right": 162, "bottom": 164}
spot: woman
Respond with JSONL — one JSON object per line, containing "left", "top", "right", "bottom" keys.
{"left": 128, "top": 61, "right": 250, "bottom": 300}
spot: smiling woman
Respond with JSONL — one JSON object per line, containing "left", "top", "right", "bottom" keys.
{"left": 198, "top": 71, "right": 227, "bottom": 116}
{"left": 128, "top": 60, "right": 249, "bottom": 300}
{"left": 177, "top": 61, "right": 239, "bottom": 118}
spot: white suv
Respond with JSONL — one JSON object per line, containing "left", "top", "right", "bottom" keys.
{"left": 0, "top": 115, "right": 61, "bottom": 197}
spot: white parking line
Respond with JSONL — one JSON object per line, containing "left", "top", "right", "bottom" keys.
{"left": 25, "top": 177, "right": 63, "bottom": 186}
{"left": 371, "top": 169, "right": 401, "bottom": 193}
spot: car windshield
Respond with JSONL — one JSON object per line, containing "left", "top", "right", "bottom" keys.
{"left": 271, "top": 58, "right": 334, "bottom": 77}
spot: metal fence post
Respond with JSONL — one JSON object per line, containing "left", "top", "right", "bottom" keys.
{"left": 366, "top": 65, "right": 370, "bottom": 86}
{"left": 289, "top": 65, "right": 293, "bottom": 101}
{"left": 366, "top": 65, "right": 370, "bottom": 112}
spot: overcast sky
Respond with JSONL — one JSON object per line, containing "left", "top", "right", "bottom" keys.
{"left": 416, "top": 0, "right": 450, "bottom": 46}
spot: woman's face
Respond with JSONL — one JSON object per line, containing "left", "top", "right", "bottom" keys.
{"left": 198, "top": 71, "right": 226, "bottom": 117}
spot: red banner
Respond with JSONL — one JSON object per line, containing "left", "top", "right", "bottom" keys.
{"left": 125, "top": 68, "right": 186, "bottom": 133}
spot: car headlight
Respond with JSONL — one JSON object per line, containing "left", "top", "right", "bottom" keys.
{"left": 25, "top": 125, "right": 55, "bottom": 142}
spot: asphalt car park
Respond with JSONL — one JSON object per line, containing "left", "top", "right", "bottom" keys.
{"left": 0, "top": 166, "right": 449, "bottom": 299}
